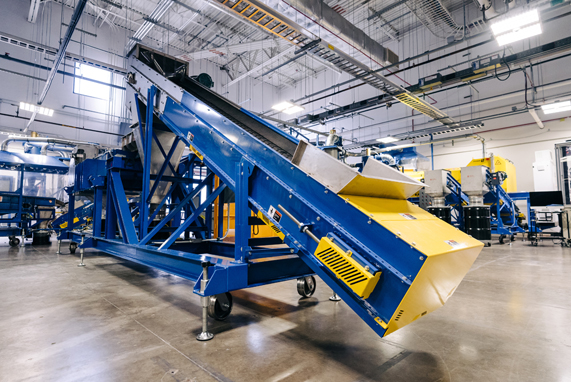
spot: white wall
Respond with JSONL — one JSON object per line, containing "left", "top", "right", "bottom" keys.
{"left": 0, "top": 1, "right": 279, "bottom": 147}
{"left": 1, "top": 0, "right": 570, "bottom": 193}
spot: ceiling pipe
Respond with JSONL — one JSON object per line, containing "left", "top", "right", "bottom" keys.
{"left": 37, "top": 0, "right": 88, "bottom": 106}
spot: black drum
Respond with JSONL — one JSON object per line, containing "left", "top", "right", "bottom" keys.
{"left": 428, "top": 206, "right": 452, "bottom": 224}
{"left": 464, "top": 206, "right": 491, "bottom": 241}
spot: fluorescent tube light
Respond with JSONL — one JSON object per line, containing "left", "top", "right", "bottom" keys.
{"left": 376, "top": 136, "right": 399, "bottom": 143}
{"left": 283, "top": 105, "right": 305, "bottom": 114}
{"left": 19, "top": 102, "right": 54, "bottom": 117}
{"left": 491, "top": 9, "right": 542, "bottom": 46}
{"left": 271, "top": 101, "right": 293, "bottom": 112}
{"left": 541, "top": 100, "right": 571, "bottom": 115}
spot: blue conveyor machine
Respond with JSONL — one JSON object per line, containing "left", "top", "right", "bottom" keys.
{"left": 0, "top": 151, "right": 67, "bottom": 247}
{"left": 64, "top": 45, "right": 483, "bottom": 339}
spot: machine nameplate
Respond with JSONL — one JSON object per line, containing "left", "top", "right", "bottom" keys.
{"left": 444, "top": 240, "right": 466, "bottom": 249}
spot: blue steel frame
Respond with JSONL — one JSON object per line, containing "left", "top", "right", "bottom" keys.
{"left": 0, "top": 154, "right": 64, "bottom": 241}
{"left": 444, "top": 172, "right": 468, "bottom": 230}
{"left": 484, "top": 176, "right": 526, "bottom": 237}
{"left": 62, "top": 76, "right": 444, "bottom": 339}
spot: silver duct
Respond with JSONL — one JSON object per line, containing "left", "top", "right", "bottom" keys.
{"left": 1, "top": 136, "right": 98, "bottom": 151}
{"left": 285, "top": 0, "right": 398, "bottom": 66}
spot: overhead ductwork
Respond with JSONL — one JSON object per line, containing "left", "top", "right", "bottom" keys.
{"left": 284, "top": 0, "right": 398, "bottom": 66}
{"left": 0, "top": 136, "right": 97, "bottom": 152}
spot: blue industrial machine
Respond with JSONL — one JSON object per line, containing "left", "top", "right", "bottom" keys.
{"left": 0, "top": 151, "right": 68, "bottom": 247}
{"left": 484, "top": 171, "right": 526, "bottom": 243}
{"left": 60, "top": 44, "right": 483, "bottom": 341}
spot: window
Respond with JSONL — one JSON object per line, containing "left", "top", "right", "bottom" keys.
{"left": 74, "top": 63, "right": 111, "bottom": 100}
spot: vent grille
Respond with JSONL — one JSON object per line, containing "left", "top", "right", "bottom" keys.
{"left": 314, "top": 237, "right": 380, "bottom": 299}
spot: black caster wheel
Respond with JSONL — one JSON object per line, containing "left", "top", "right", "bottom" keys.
{"left": 510, "top": 234, "right": 516, "bottom": 242}
{"left": 69, "top": 242, "right": 78, "bottom": 254}
{"left": 486, "top": 242, "right": 492, "bottom": 247}
{"left": 207, "top": 292, "right": 233, "bottom": 321}
{"left": 297, "top": 276, "right": 316, "bottom": 298}
{"left": 9, "top": 237, "right": 20, "bottom": 247}
{"left": 499, "top": 235, "right": 506, "bottom": 244}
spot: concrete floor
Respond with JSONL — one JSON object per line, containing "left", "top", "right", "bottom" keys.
{"left": 1, "top": 237, "right": 571, "bottom": 382}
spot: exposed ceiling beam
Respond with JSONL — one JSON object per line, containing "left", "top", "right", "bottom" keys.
{"left": 225, "top": 46, "right": 296, "bottom": 87}
{"left": 177, "top": 39, "right": 282, "bottom": 61}
{"left": 125, "top": 0, "right": 174, "bottom": 54}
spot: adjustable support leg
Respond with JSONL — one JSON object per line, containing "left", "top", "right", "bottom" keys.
{"left": 196, "top": 262, "right": 214, "bottom": 341}
{"left": 20, "top": 228, "right": 25, "bottom": 248}
{"left": 329, "top": 293, "right": 342, "bottom": 301}
{"left": 78, "top": 235, "right": 85, "bottom": 267}
{"left": 56, "top": 240, "right": 61, "bottom": 255}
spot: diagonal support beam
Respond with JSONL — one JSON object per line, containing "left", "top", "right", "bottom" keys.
{"left": 158, "top": 183, "right": 227, "bottom": 250}
{"left": 110, "top": 171, "right": 139, "bottom": 244}
{"left": 147, "top": 136, "right": 180, "bottom": 202}
{"left": 139, "top": 173, "right": 214, "bottom": 245}
{"left": 225, "top": 46, "right": 295, "bottom": 87}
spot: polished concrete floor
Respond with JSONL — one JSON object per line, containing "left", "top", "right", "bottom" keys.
{"left": 1, "top": 237, "right": 570, "bottom": 382}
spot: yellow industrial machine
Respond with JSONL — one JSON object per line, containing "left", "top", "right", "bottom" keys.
{"left": 466, "top": 155, "right": 517, "bottom": 192}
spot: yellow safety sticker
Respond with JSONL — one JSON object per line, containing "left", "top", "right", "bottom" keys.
{"left": 189, "top": 144, "right": 204, "bottom": 161}
{"left": 257, "top": 211, "right": 285, "bottom": 240}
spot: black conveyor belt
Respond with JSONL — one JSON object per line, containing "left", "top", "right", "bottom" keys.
{"left": 172, "top": 76, "right": 298, "bottom": 160}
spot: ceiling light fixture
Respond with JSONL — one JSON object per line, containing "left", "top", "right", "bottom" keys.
{"left": 491, "top": 9, "right": 542, "bottom": 46}
{"left": 271, "top": 101, "right": 293, "bottom": 112}
{"left": 376, "top": 136, "right": 399, "bottom": 143}
{"left": 19, "top": 102, "right": 54, "bottom": 117}
{"left": 541, "top": 100, "right": 571, "bottom": 114}
{"left": 271, "top": 101, "right": 305, "bottom": 114}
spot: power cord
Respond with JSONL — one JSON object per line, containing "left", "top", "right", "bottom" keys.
{"left": 495, "top": 47, "right": 511, "bottom": 82}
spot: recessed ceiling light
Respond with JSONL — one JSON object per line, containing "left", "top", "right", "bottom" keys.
{"left": 376, "top": 136, "right": 399, "bottom": 143}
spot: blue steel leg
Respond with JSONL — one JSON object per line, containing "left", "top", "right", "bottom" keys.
{"left": 205, "top": 169, "right": 213, "bottom": 240}
{"left": 18, "top": 170, "right": 24, "bottom": 248}
{"left": 139, "top": 86, "right": 155, "bottom": 240}
{"left": 105, "top": 170, "right": 117, "bottom": 240}
{"left": 109, "top": 171, "right": 139, "bottom": 244}
{"left": 93, "top": 187, "right": 103, "bottom": 238}
{"left": 66, "top": 188, "right": 75, "bottom": 240}
{"left": 235, "top": 160, "right": 253, "bottom": 262}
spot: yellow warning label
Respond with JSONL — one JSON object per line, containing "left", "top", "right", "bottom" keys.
{"left": 189, "top": 144, "right": 204, "bottom": 161}
{"left": 256, "top": 211, "right": 285, "bottom": 240}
